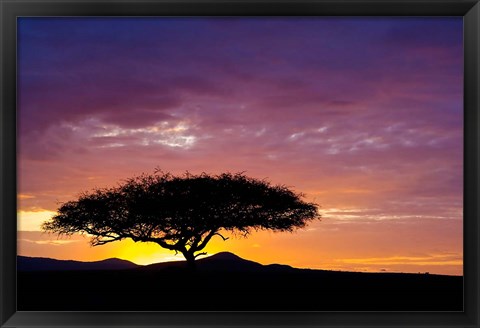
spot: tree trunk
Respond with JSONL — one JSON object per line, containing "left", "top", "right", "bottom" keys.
{"left": 183, "top": 252, "right": 196, "bottom": 271}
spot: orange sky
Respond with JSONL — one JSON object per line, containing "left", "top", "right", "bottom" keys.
{"left": 17, "top": 17, "right": 463, "bottom": 276}
{"left": 18, "top": 215, "right": 462, "bottom": 275}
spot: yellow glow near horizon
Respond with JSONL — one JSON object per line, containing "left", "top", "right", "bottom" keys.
{"left": 16, "top": 228, "right": 463, "bottom": 275}
{"left": 114, "top": 240, "right": 182, "bottom": 265}
{"left": 338, "top": 256, "right": 463, "bottom": 266}
{"left": 17, "top": 210, "right": 56, "bottom": 231}
{"left": 112, "top": 239, "right": 218, "bottom": 265}
{"left": 16, "top": 206, "right": 463, "bottom": 275}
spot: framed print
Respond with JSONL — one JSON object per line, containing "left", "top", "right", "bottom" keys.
{"left": 1, "top": 0, "right": 479, "bottom": 327}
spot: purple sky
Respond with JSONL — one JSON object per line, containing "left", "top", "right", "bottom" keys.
{"left": 17, "top": 17, "right": 463, "bottom": 274}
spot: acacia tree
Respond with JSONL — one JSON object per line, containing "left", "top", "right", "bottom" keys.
{"left": 42, "top": 171, "right": 321, "bottom": 270}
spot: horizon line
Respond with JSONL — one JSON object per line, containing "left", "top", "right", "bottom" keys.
{"left": 16, "top": 253, "right": 463, "bottom": 277}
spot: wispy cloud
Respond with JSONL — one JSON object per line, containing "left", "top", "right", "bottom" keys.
{"left": 19, "top": 238, "right": 81, "bottom": 246}
{"left": 337, "top": 253, "right": 463, "bottom": 266}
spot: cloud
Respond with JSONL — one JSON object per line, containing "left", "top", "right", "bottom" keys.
{"left": 18, "top": 194, "right": 35, "bottom": 200}
{"left": 19, "top": 238, "right": 81, "bottom": 246}
{"left": 336, "top": 253, "right": 463, "bottom": 266}
{"left": 16, "top": 18, "right": 463, "bottom": 275}
{"left": 17, "top": 210, "right": 56, "bottom": 231}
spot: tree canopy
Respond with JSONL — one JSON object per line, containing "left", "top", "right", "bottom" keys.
{"left": 42, "top": 171, "right": 321, "bottom": 269}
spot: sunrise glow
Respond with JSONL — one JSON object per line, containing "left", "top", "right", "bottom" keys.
{"left": 17, "top": 17, "right": 463, "bottom": 275}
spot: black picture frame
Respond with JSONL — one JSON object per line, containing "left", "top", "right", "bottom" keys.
{"left": 1, "top": 0, "right": 479, "bottom": 327}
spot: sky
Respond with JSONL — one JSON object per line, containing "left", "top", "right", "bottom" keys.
{"left": 17, "top": 17, "right": 463, "bottom": 275}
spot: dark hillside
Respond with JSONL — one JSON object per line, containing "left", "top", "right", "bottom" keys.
{"left": 17, "top": 256, "right": 139, "bottom": 271}
{"left": 17, "top": 253, "right": 462, "bottom": 311}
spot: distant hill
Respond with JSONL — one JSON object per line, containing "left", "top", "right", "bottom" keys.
{"left": 139, "top": 251, "right": 281, "bottom": 272}
{"left": 17, "top": 252, "right": 453, "bottom": 276}
{"left": 17, "top": 256, "right": 140, "bottom": 271}
{"left": 17, "top": 252, "right": 295, "bottom": 273}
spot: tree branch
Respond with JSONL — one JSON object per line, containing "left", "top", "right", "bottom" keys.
{"left": 194, "top": 252, "right": 207, "bottom": 258}
{"left": 93, "top": 236, "right": 122, "bottom": 245}
{"left": 153, "top": 238, "right": 178, "bottom": 251}
{"left": 124, "top": 234, "right": 179, "bottom": 251}
{"left": 195, "top": 230, "right": 217, "bottom": 251}
{"left": 214, "top": 232, "right": 229, "bottom": 241}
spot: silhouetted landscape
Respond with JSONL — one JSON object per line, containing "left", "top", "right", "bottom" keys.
{"left": 17, "top": 252, "right": 463, "bottom": 311}
{"left": 17, "top": 17, "right": 465, "bottom": 315}
{"left": 17, "top": 256, "right": 139, "bottom": 271}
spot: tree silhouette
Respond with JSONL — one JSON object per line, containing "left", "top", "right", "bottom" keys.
{"left": 42, "top": 171, "right": 321, "bottom": 270}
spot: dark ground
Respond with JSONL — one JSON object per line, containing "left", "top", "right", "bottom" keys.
{"left": 17, "top": 268, "right": 462, "bottom": 311}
